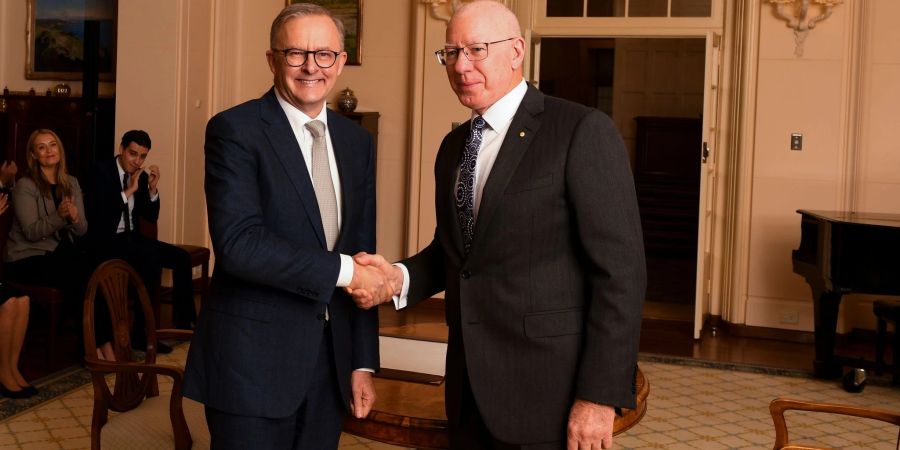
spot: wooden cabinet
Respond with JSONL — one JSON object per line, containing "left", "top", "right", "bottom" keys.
{"left": 633, "top": 116, "right": 702, "bottom": 256}
{"left": 337, "top": 110, "right": 379, "bottom": 150}
{"left": 0, "top": 92, "right": 115, "bottom": 179}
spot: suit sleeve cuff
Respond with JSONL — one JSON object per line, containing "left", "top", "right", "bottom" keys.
{"left": 336, "top": 254, "right": 354, "bottom": 287}
{"left": 392, "top": 263, "right": 410, "bottom": 310}
{"left": 354, "top": 368, "right": 375, "bottom": 373}
{"left": 150, "top": 191, "right": 159, "bottom": 202}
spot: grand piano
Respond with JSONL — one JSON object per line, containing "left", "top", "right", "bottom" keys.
{"left": 792, "top": 209, "right": 900, "bottom": 378}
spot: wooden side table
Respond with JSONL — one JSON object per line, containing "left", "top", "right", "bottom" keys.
{"left": 343, "top": 367, "right": 649, "bottom": 449}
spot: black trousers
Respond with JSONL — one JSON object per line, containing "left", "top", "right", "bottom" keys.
{"left": 93, "top": 232, "right": 196, "bottom": 333}
{"left": 4, "top": 244, "right": 111, "bottom": 345}
{"left": 204, "top": 324, "right": 345, "bottom": 449}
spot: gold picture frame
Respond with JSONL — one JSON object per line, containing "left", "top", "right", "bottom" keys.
{"left": 287, "top": 0, "right": 362, "bottom": 65}
{"left": 25, "top": 0, "right": 118, "bottom": 81}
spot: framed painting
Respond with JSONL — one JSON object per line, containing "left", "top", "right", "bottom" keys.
{"left": 287, "top": 0, "right": 362, "bottom": 65}
{"left": 26, "top": 0, "right": 117, "bottom": 81}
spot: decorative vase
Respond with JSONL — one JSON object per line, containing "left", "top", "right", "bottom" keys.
{"left": 337, "top": 87, "right": 357, "bottom": 112}
{"left": 54, "top": 83, "right": 71, "bottom": 97}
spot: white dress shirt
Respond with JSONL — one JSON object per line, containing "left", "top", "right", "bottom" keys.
{"left": 275, "top": 92, "right": 354, "bottom": 287}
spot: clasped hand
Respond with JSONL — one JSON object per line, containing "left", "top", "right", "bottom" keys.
{"left": 56, "top": 196, "right": 80, "bottom": 224}
{"left": 346, "top": 252, "right": 402, "bottom": 309}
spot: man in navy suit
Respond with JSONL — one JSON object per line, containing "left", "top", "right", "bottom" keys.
{"left": 84, "top": 130, "right": 196, "bottom": 352}
{"left": 353, "top": 2, "right": 646, "bottom": 449}
{"left": 184, "top": 3, "right": 390, "bottom": 449}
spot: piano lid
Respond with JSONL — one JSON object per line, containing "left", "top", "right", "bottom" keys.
{"left": 797, "top": 210, "right": 900, "bottom": 229}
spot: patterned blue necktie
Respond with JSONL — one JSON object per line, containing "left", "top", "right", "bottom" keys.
{"left": 456, "top": 116, "right": 486, "bottom": 254}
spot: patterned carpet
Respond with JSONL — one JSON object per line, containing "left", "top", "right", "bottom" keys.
{"left": 2, "top": 347, "right": 899, "bottom": 449}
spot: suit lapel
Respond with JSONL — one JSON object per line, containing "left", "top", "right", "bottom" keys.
{"left": 469, "top": 86, "right": 544, "bottom": 256}
{"left": 439, "top": 125, "right": 469, "bottom": 262}
{"left": 259, "top": 89, "right": 328, "bottom": 249}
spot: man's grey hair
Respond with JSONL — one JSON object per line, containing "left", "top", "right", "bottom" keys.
{"left": 270, "top": 3, "right": 345, "bottom": 49}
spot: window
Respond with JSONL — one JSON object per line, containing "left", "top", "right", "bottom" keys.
{"left": 545, "top": 0, "right": 712, "bottom": 18}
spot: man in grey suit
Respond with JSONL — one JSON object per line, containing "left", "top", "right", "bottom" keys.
{"left": 184, "top": 3, "right": 392, "bottom": 449}
{"left": 353, "top": 1, "right": 646, "bottom": 448}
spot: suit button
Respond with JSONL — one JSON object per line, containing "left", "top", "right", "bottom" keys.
{"left": 461, "top": 270, "right": 471, "bottom": 279}
{"left": 317, "top": 313, "right": 326, "bottom": 320}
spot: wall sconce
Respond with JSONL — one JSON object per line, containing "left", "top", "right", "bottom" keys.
{"left": 767, "top": 0, "right": 844, "bottom": 57}
{"left": 420, "top": 0, "right": 513, "bottom": 23}
{"left": 421, "top": 0, "right": 464, "bottom": 22}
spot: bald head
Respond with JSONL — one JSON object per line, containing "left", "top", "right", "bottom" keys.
{"left": 449, "top": 1, "right": 522, "bottom": 41}
{"left": 443, "top": 0, "right": 526, "bottom": 114}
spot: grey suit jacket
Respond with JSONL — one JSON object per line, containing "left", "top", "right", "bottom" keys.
{"left": 402, "top": 85, "right": 646, "bottom": 444}
{"left": 5, "top": 175, "right": 88, "bottom": 262}
{"left": 184, "top": 89, "right": 379, "bottom": 419}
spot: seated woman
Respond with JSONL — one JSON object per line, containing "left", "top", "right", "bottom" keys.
{"left": 0, "top": 192, "right": 36, "bottom": 399}
{"left": 3, "top": 129, "right": 114, "bottom": 361}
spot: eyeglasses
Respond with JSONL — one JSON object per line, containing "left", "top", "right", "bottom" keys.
{"left": 272, "top": 48, "right": 343, "bottom": 68}
{"left": 434, "top": 37, "right": 516, "bottom": 66}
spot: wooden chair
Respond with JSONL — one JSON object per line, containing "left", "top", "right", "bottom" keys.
{"left": 769, "top": 398, "right": 900, "bottom": 450}
{"left": 0, "top": 204, "right": 65, "bottom": 367}
{"left": 82, "top": 259, "right": 209, "bottom": 450}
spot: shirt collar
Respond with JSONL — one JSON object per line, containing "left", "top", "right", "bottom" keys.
{"left": 115, "top": 156, "right": 126, "bottom": 180}
{"left": 275, "top": 90, "right": 329, "bottom": 130}
{"left": 476, "top": 79, "right": 528, "bottom": 131}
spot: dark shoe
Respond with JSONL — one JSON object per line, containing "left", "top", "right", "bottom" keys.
{"left": 19, "top": 385, "right": 38, "bottom": 397}
{"left": 1, "top": 385, "right": 35, "bottom": 399}
{"left": 155, "top": 341, "right": 173, "bottom": 354}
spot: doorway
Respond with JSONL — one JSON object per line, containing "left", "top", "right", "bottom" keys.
{"left": 537, "top": 37, "right": 706, "bottom": 323}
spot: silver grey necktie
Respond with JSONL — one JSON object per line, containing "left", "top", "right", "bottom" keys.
{"left": 304, "top": 120, "right": 338, "bottom": 250}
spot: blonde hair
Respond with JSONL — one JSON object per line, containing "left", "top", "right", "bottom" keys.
{"left": 25, "top": 129, "right": 73, "bottom": 200}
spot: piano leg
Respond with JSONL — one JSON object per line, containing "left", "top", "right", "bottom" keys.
{"left": 812, "top": 289, "right": 843, "bottom": 378}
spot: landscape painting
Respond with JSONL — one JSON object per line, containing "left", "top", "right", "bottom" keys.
{"left": 26, "top": 0, "right": 117, "bottom": 80}
{"left": 289, "top": 0, "right": 361, "bottom": 65}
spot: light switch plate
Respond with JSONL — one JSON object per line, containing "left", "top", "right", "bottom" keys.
{"left": 791, "top": 133, "right": 803, "bottom": 151}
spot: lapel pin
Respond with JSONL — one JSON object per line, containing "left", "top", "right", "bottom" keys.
{"left": 519, "top": 131, "right": 526, "bottom": 138}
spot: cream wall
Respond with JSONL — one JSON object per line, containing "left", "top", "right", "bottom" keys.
{"left": 743, "top": 0, "right": 900, "bottom": 332}
{"left": 115, "top": 0, "right": 212, "bottom": 247}
{"left": 0, "top": 0, "right": 115, "bottom": 96}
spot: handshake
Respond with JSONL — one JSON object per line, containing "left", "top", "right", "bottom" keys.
{"left": 346, "top": 253, "right": 402, "bottom": 310}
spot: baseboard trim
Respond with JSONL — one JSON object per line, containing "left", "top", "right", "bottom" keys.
{"left": 709, "top": 315, "right": 816, "bottom": 343}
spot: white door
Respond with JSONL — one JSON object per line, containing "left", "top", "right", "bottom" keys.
{"left": 694, "top": 32, "right": 723, "bottom": 338}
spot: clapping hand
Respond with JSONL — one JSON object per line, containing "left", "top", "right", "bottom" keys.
{"left": 57, "top": 196, "right": 80, "bottom": 224}
{"left": 0, "top": 161, "right": 17, "bottom": 187}
{"left": 347, "top": 252, "right": 403, "bottom": 309}
{"left": 147, "top": 164, "right": 160, "bottom": 195}
{"left": 124, "top": 167, "right": 142, "bottom": 198}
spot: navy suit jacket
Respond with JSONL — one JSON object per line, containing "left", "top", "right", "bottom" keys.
{"left": 84, "top": 157, "right": 159, "bottom": 243}
{"left": 184, "top": 88, "right": 379, "bottom": 418}
{"left": 402, "top": 85, "right": 646, "bottom": 444}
